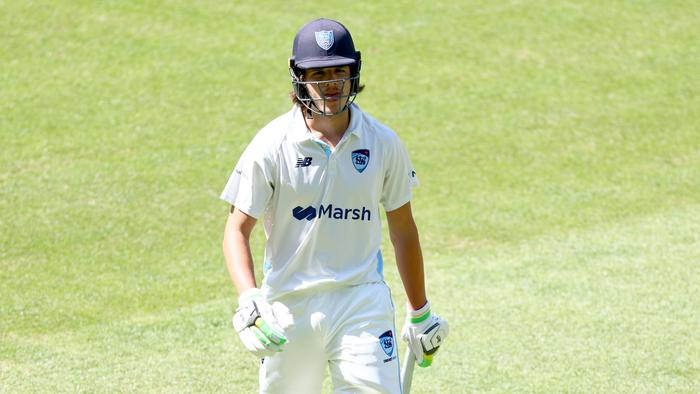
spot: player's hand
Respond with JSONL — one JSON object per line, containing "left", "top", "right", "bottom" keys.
{"left": 232, "top": 288, "right": 293, "bottom": 357}
{"left": 401, "top": 301, "right": 449, "bottom": 367}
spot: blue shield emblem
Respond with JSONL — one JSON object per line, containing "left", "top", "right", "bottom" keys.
{"left": 351, "top": 149, "right": 370, "bottom": 173}
{"left": 379, "top": 330, "right": 394, "bottom": 357}
{"left": 315, "top": 30, "right": 334, "bottom": 50}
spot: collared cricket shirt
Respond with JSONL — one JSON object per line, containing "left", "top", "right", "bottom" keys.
{"left": 221, "top": 104, "right": 419, "bottom": 301}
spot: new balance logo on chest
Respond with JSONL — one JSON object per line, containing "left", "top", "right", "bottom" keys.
{"left": 295, "top": 157, "right": 313, "bottom": 168}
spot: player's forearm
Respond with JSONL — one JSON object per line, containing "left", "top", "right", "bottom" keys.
{"left": 223, "top": 209, "right": 258, "bottom": 294}
{"left": 387, "top": 203, "right": 428, "bottom": 309}
{"left": 223, "top": 231, "right": 257, "bottom": 294}
{"left": 392, "top": 228, "right": 428, "bottom": 310}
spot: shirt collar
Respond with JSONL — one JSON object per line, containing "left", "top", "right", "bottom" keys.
{"left": 288, "top": 104, "right": 363, "bottom": 143}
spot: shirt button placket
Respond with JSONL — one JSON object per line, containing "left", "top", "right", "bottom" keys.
{"left": 317, "top": 143, "right": 334, "bottom": 191}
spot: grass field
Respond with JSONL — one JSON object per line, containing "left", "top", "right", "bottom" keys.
{"left": 2, "top": 0, "right": 699, "bottom": 392}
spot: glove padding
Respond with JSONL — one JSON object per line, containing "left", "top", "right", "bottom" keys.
{"left": 401, "top": 301, "right": 448, "bottom": 367}
{"left": 232, "top": 288, "right": 293, "bottom": 357}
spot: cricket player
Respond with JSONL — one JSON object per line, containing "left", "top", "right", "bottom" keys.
{"left": 221, "top": 18, "right": 448, "bottom": 393}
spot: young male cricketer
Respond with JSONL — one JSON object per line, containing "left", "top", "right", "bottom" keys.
{"left": 221, "top": 18, "right": 448, "bottom": 393}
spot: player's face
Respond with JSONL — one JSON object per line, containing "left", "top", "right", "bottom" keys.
{"left": 302, "top": 66, "right": 352, "bottom": 115}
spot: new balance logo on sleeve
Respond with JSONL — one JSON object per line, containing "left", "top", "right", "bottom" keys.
{"left": 295, "top": 157, "right": 313, "bottom": 168}
{"left": 292, "top": 204, "right": 371, "bottom": 221}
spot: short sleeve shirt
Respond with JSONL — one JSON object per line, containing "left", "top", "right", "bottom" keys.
{"left": 221, "top": 104, "right": 419, "bottom": 300}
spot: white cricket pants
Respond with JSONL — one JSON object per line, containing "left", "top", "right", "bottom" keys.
{"left": 259, "top": 282, "right": 402, "bottom": 393}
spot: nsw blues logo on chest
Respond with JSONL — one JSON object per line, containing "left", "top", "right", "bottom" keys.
{"left": 351, "top": 149, "right": 370, "bottom": 173}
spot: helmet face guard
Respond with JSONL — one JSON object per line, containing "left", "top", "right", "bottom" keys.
{"left": 289, "top": 66, "right": 361, "bottom": 116}
{"left": 289, "top": 19, "right": 362, "bottom": 116}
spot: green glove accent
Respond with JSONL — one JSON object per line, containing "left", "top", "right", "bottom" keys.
{"left": 251, "top": 327, "right": 273, "bottom": 347}
{"left": 410, "top": 308, "right": 431, "bottom": 324}
{"left": 255, "top": 318, "right": 287, "bottom": 346}
{"left": 417, "top": 354, "right": 433, "bottom": 368}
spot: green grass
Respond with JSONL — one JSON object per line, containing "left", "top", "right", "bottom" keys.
{"left": 2, "top": 0, "right": 699, "bottom": 392}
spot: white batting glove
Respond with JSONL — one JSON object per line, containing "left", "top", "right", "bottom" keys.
{"left": 401, "top": 301, "right": 449, "bottom": 368}
{"left": 232, "top": 288, "right": 293, "bottom": 358}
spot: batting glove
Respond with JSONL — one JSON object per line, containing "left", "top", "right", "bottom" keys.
{"left": 232, "top": 288, "right": 293, "bottom": 358}
{"left": 401, "top": 301, "right": 449, "bottom": 367}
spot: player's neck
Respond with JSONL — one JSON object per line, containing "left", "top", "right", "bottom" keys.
{"left": 304, "top": 109, "right": 350, "bottom": 148}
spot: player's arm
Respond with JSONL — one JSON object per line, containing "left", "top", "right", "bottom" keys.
{"left": 223, "top": 206, "right": 291, "bottom": 357}
{"left": 222, "top": 206, "right": 258, "bottom": 294}
{"left": 386, "top": 201, "right": 427, "bottom": 310}
{"left": 387, "top": 201, "right": 449, "bottom": 368}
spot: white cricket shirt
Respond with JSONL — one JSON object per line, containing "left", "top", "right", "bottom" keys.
{"left": 221, "top": 104, "right": 419, "bottom": 300}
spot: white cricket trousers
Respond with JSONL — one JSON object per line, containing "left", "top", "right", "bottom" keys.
{"left": 259, "top": 282, "right": 402, "bottom": 394}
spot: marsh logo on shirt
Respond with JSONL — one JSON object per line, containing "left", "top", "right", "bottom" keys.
{"left": 292, "top": 204, "right": 371, "bottom": 221}
{"left": 292, "top": 206, "right": 317, "bottom": 221}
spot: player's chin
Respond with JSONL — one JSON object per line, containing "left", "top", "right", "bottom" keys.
{"left": 320, "top": 102, "right": 344, "bottom": 115}
{"left": 329, "top": 98, "right": 349, "bottom": 109}
{"left": 310, "top": 97, "right": 347, "bottom": 115}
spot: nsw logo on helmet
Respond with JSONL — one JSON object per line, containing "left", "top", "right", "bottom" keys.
{"left": 314, "top": 30, "right": 334, "bottom": 50}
